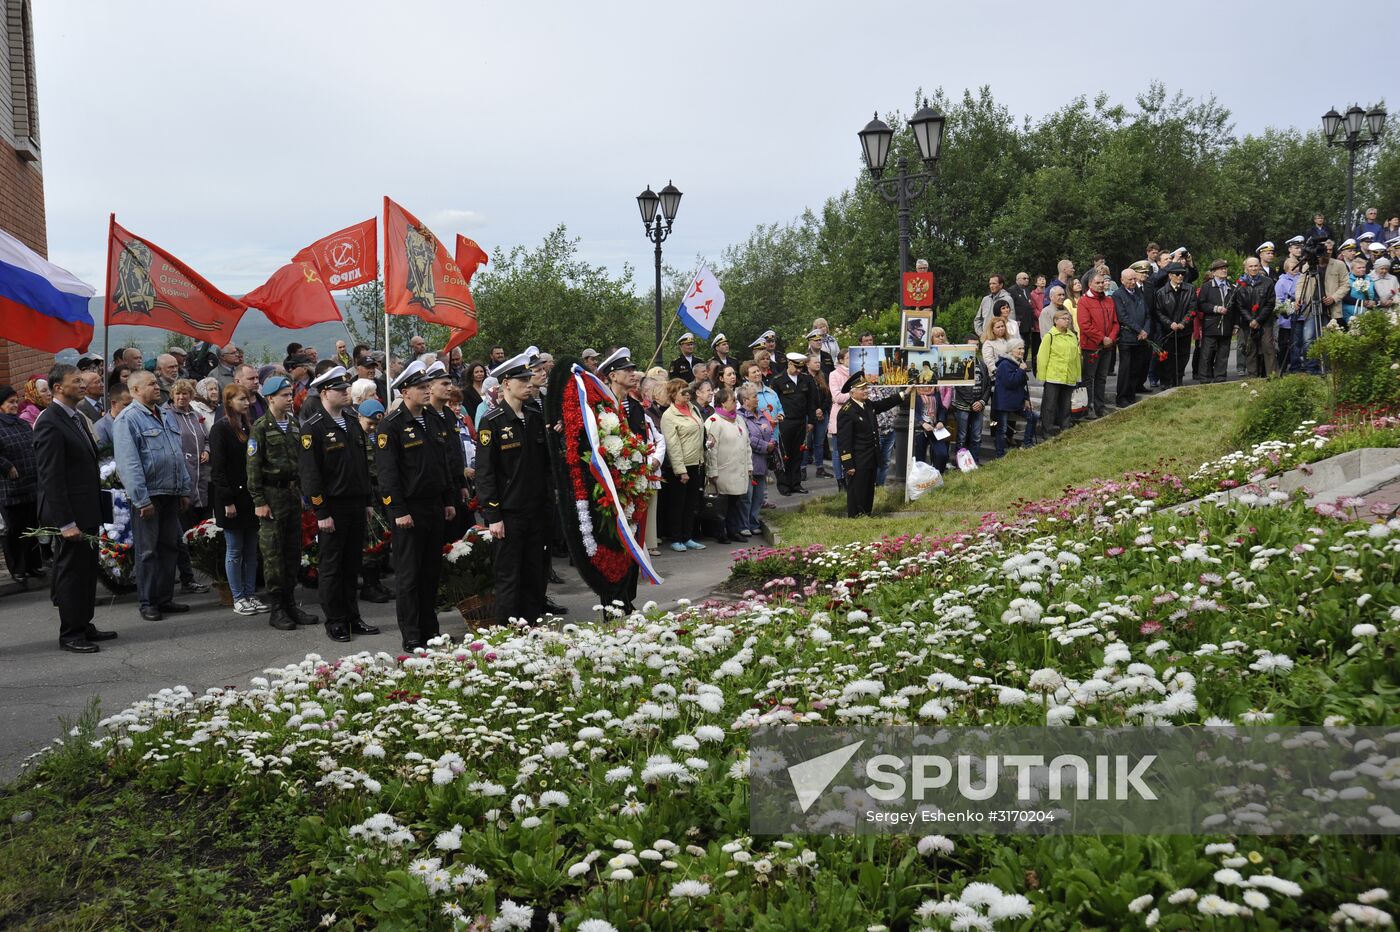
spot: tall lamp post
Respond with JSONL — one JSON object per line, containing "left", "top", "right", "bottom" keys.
{"left": 858, "top": 104, "right": 946, "bottom": 304}
{"left": 1322, "top": 104, "right": 1386, "bottom": 237}
{"left": 637, "top": 181, "right": 682, "bottom": 359}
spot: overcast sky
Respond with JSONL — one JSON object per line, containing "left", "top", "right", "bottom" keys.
{"left": 35, "top": 0, "right": 1345, "bottom": 295}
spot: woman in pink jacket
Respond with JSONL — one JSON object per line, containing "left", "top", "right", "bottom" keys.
{"left": 827, "top": 349, "right": 850, "bottom": 491}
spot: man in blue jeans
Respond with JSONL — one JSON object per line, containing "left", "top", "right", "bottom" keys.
{"left": 951, "top": 356, "right": 992, "bottom": 464}
{"left": 111, "top": 370, "right": 192, "bottom": 621}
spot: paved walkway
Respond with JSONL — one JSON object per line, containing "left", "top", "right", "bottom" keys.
{"left": 0, "top": 479, "right": 843, "bottom": 782}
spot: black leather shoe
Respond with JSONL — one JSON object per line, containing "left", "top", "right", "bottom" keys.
{"left": 548, "top": 569, "right": 564, "bottom": 585}
{"left": 794, "top": 486, "right": 811, "bottom": 494}
{"left": 139, "top": 607, "right": 164, "bottom": 621}
{"left": 325, "top": 621, "right": 352, "bottom": 643}
{"left": 85, "top": 626, "right": 118, "bottom": 642}
{"left": 349, "top": 617, "right": 380, "bottom": 635}
{"left": 268, "top": 608, "right": 297, "bottom": 631}
{"left": 157, "top": 601, "right": 190, "bottom": 613}
{"left": 401, "top": 641, "right": 426, "bottom": 653}
{"left": 59, "top": 638, "right": 99, "bottom": 654}
{"left": 180, "top": 580, "right": 210, "bottom": 594}
{"left": 287, "top": 603, "right": 320, "bottom": 625}
{"left": 360, "top": 583, "right": 394, "bottom": 603}
{"left": 543, "top": 598, "right": 569, "bottom": 616}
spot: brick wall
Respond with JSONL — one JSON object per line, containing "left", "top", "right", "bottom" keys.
{"left": 0, "top": 0, "right": 49, "bottom": 389}
{"left": 0, "top": 133, "right": 48, "bottom": 388}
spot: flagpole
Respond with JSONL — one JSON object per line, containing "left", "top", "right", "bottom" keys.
{"left": 648, "top": 314, "right": 679, "bottom": 370}
{"left": 382, "top": 197, "right": 394, "bottom": 406}
{"left": 102, "top": 213, "right": 115, "bottom": 412}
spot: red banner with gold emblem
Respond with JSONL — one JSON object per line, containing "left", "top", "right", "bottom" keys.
{"left": 104, "top": 216, "right": 247, "bottom": 346}
{"left": 293, "top": 217, "right": 377, "bottom": 291}
{"left": 383, "top": 197, "right": 477, "bottom": 337}
{"left": 241, "top": 260, "right": 341, "bottom": 330}
{"left": 903, "top": 271, "right": 934, "bottom": 308}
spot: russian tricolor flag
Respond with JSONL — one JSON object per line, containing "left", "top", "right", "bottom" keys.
{"left": 0, "top": 228, "right": 96, "bottom": 352}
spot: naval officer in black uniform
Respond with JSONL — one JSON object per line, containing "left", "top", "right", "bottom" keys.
{"left": 375, "top": 360, "right": 455, "bottom": 651}
{"left": 300, "top": 365, "right": 380, "bottom": 643}
{"left": 476, "top": 349, "right": 552, "bottom": 626}
{"left": 835, "top": 370, "right": 909, "bottom": 517}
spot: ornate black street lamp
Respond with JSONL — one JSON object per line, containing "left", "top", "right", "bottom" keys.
{"left": 637, "top": 181, "right": 682, "bottom": 357}
{"left": 858, "top": 103, "right": 945, "bottom": 303}
{"left": 1322, "top": 104, "right": 1386, "bottom": 237}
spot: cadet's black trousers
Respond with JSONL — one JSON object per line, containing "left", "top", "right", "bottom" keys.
{"left": 778, "top": 419, "right": 806, "bottom": 493}
{"left": 393, "top": 498, "right": 444, "bottom": 648}
{"left": 317, "top": 499, "right": 367, "bottom": 624}
{"left": 494, "top": 507, "right": 548, "bottom": 625}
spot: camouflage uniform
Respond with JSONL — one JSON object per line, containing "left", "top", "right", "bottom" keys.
{"left": 247, "top": 412, "right": 315, "bottom": 627}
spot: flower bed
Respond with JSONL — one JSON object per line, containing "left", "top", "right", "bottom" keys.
{"left": 37, "top": 479, "right": 1395, "bottom": 928}
{"left": 734, "top": 412, "right": 1400, "bottom": 584}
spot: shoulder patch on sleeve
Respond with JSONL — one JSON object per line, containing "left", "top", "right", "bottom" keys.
{"left": 377, "top": 433, "right": 388, "bottom": 449}
{"left": 301, "top": 434, "right": 312, "bottom": 449}
{"left": 247, "top": 439, "right": 258, "bottom": 456}
{"left": 310, "top": 495, "right": 323, "bottom": 506}
{"left": 479, "top": 428, "right": 491, "bottom": 447}
{"left": 381, "top": 495, "right": 392, "bottom": 505}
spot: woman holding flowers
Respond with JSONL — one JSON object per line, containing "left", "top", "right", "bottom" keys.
{"left": 209, "top": 384, "right": 264, "bottom": 615}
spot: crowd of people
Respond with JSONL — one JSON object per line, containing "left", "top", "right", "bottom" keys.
{"left": 4, "top": 211, "right": 1397, "bottom": 652}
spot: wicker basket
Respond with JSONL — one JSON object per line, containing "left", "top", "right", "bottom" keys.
{"left": 455, "top": 594, "right": 497, "bottom": 626}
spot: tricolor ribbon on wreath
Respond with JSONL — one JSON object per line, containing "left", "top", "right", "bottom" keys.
{"left": 570, "top": 365, "right": 663, "bottom": 585}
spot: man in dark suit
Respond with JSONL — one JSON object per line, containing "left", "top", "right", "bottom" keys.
{"left": 33, "top": 364, "right": 113, "bottom": 653}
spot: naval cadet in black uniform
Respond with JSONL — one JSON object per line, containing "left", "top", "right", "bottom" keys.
{"left": 669, "top": 332, "right": 704, "bottom": 382}
{"left": 598, "top": 347, "right": 644, "bottom": 611}
{"left": 835, "top": 371, "right": 909, "bottom": 517}
{"left": 772, "top": 351, "right": 821, "bottom": 495}
{"left": 424, "top": 360, "right": 471, "bottom": 545}
{"left": 300, "top": 365, "right": 380, "bottom": 644}
{"left": 375, "top": 360, "right": 456, "bottom": 651}
{"left": 476, "top": 350, "right": 552, "bottom": 626}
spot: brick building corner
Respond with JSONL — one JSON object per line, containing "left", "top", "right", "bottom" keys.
{"left": 0, "top": 0, "right": 51, "bottom": 388}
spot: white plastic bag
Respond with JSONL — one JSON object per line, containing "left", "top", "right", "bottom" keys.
{"left": 1070, "top": 386, "right": 1089, "bottom": 413}
{"left": 905, "top": 460, "right": 943, "bottom": 501}
{"left": 955, "top": 448, "right": 979, "bottom": 472}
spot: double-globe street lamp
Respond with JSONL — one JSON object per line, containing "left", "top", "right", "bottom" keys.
{"left": 637, "top": 181, "right": 683, "bottom": 359}
{"left": 856, "top": 104, "right": 946, "bottom": 484}
{"left": 858, "top": 104, "right": 946, "bottom": 306}
{"left": 1321, "top": 104, "right": 1386, "bottom": 237}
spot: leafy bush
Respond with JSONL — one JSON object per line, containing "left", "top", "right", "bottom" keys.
{"left": 938, "top": 295, "right": 979, "bottom": 343}
{"left": 1232, "top": 375, "right": 1329, "bottom": 447}
{"left": 1310, "top": 310, "right": 1400, "bottom": 408}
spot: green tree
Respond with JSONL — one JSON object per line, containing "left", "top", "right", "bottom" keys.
{"left": 464, "top": 225, "right": 647, "bottom": 365}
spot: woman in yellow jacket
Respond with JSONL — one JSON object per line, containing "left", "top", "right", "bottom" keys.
{"left": 661, "top": 378, "right": 707, "bottom": 552}
{"left": 1036, "top": 307, "right": 1082, "bottom": 436}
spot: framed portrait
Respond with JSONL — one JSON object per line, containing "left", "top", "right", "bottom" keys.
{"left": 929, "top": 343, "right": 980, "bottom": 386}
{"left": 901, "top": 309, "right": 932, "bottom": 351}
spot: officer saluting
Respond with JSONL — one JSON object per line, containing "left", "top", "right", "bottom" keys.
{"left": 476, "top": 349, "right": 552, "bottom": 626}
{"left": 376, "top": 360, "right": 455, "bottom": 652}
{"left": 835, "top": 370, "right": 909, "bottom": 518}
{"left": 300, "top": 366, "right": 380, "bottom": 644}
{"left": 248, "top": 375, "right": 320, "bottom": 630}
